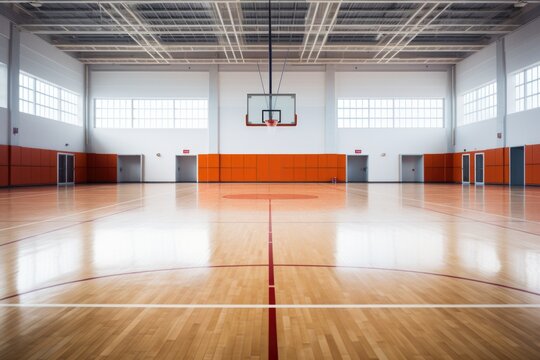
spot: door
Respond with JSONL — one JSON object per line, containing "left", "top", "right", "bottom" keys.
{"left": 347, "top": 155, "right": 368, "bottom": 182}
{"left": 118, "top": 155, "right": 143, "bottom": 183}
{"left": 176, "top": 156, "right": 197, "bottom": 182}
{"left": 401, "top": 155, "right": 423, "bottom": 182}
{"left": 462, "top": 154, "right": 470, "bottom": 184}
{"left": 475, "top": 153, "right": 484, "bottom": 185}
{"left": 58, "top": 153, "right": 75, "bottom": 185}
{"left": 510, "top": 146, "right": 525, "bottom": 186}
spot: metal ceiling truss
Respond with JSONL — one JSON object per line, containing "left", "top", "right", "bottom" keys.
{"left": 0, "top": 0, "right": 539, "bottom": 65}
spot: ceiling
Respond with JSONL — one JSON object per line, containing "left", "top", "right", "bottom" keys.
{"left": 1, "top": 0, "right": 540, "bottom": 65}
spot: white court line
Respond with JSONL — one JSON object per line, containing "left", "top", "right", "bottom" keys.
{"left": 0, "top": 187, "right": 196, "bottom": 232}
{"left": 0, "top": 184, "right": 121, "bottom": 201}
{"left": 334, "top": 184, "right": 540, "bottom": 225}
{"left": 1, "top": 304, "right": 540, "bottom": 309}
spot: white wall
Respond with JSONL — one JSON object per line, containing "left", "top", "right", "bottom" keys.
{"left": 454, "top": 44, "right": 498, "bottom": 151}
{"left": 89, "top": 71, "right": 209, "bottom": 182}
{"left": 17, "top": 31, "right": 85, "bottom": 152}
{"left": 219, "top": 71, "right": 325, "bottom": 154}
{"left": 0, "top": 14, "right": 9, "bottom": 145}
{"left": 507, "top": 108, "right": 540, "bottom": 147}
{"left": 454, "top": 16, "right": 540, "bottom": 151}
{"left": 506, "top": 16, "right": 540, "bottom": 147}
{"left": 505, "top": 16, "right": 540, "bottom": 74}
{"left": 89, "top": 68, "right": 452, "bottom": 182}
{"left": 335, "top": 71, "right": 450, "bottom": 182}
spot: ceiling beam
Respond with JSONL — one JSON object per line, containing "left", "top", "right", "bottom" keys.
{"left": 28, "top": 29, "right": 515, "bottom": 35}
{"left": 56, "top": 44, "right": 484, "bottom": 51}
{"left": 73, "top": 57, "right": 464, "bottom": 65}
{"left": 383, "top": 3, "right": 453, "bottom": 63}
{"left": 1, "top": 0, "right": 539, "bottom": 4}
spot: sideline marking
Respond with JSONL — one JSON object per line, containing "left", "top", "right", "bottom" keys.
{"left": 330, "top": 184, "right": 540, "bottom": 225}
{"left": 0, "top": 187, "right": 195, "bottom": 232}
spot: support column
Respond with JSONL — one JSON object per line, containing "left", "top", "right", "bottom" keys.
{"left": 7, "top": 23, "right": 19, "bottom": 148}
{"left": 325, "top": 65, "right": 336, "bottom": 153}
{"left": 208, "top": 65, "right": 219, "bottom": 154}
{"left": 84, "top": 64, "right": 90, "bottom": 151}
{"left": 496, "top": 38, "right": 507, "bottom": 148}
{"left": 447, "top": 66, "right": 456, "bottom": 152}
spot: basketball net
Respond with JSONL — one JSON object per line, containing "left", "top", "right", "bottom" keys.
{"left": 264, "top": 119, "right": 278, "bottom": 127}
{"left": 264, "top": 119, "right": 278, "bottom": 134}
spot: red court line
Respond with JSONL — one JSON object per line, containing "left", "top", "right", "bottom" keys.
{"left": 1, "top": 262, "right": 540, "bottom": 302}
{"left": 268, "top": 199, "right": 279, "bottom": 360}
{"left": 407, "top": 202, "right": 540, "bottom": 237}
{"left": 274, "top": 264, "right": 540, "bottom": 297}
{"left": 334, "top": 185, "right": 540, "bottom": 237}
{"left": 0, "top": 264, "right": 268, "bottom": 301}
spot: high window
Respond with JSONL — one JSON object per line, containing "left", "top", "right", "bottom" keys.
{"left": 461, "top": 82, "right": 497, "bottom": 126}
{"left": 515, "top": 64, "right": 540, "bottom": 112}
{"left": 95, "top": 99, "right": 209, "bottom": 129}
{"left": 0, "top": 62, "right": 7, "bottom": 108}
{"left": 19, "top": 71, "right": 81, "bottom": 126}
{"left": 337, "top": 98, "right": 444, "bottom": 128}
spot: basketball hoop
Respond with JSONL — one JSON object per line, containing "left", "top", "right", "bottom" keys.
{"left": 264, "top": 119, "right": 278, "bottom": 127}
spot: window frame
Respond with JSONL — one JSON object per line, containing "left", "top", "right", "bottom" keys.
{"left": 94, "top": 98, "right": 209, "bottom": 129}
{"left": 18, "top": 71, "right": 81, "bottom": 126}
{"left": 460, "top": 81, "right": 497, "bottom": 126}
{"left": 515, "top": 63, "right": 540, "bottom": 113}
{"left": 337, "top": 97, "right": 444, "bottom": 129}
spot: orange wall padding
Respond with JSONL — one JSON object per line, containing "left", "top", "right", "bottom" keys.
{"left": 0, "top": 145, "right": 8, "bottom": 187}
{"left": 525, "top": 144, "right": 540, "bottom": 185}
{"left": 425, "top": 144, "right": 540, "bottom": 185}
{"left": 198, "top": 154, "right": 346, "bottom": 183}
{"left": 0, "top": 145, "right": 117, "bottom": 187}
{"left": 423, "top": 153, "right": 453, "bottom": 183}
{"left": 7, "top": 146, "right": 89, "bottom": 186}
{"left": 87, "top": 153, "right": 117, "bottom": 183}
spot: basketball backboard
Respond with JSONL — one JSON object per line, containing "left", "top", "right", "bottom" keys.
{"left": 246, "top": 94, "right": 297, "bottom": 126}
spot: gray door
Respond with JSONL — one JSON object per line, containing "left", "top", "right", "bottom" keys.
{"left": 176, "top": 156, "right": 197, "bottom": 182}
{"left": 347, "top": 155, "right": 368, "bottom": 182}
{"left": 58, "top": 154, "right": 74, "bottom": 185}
{"left": 462, "top": 155, "right": 470, "bottom": 183}
{"left": 510, "top": 146, "right": 525, "bottom": 186}
{"left": 475, "top": 153, "right": 484, "bottom": 185}
{"left": 118, "top": 155, "right": 142, "bottom": 183}
{"left": 401, "top": 155, "right": 423, "bottom": 182}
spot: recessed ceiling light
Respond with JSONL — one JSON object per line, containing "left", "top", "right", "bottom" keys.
{"left": 29, "top": 1, "right": 42, "bottom": 8}
{"left": 514, "top": 1, "right": 528, "bottom": 8}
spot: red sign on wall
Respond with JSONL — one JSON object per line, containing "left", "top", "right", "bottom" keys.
{"left": 183, "top": 149, "right": 190, "bottom": 154}
{"left": 355, "top": 149, "right": 362, "bottom": 154}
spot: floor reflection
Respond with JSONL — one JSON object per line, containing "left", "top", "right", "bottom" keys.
{"left": 336, "top": 224, "right": 444, "bottom": 269}
{"left": 459, "top": 238, "right": 501, "bottom": 274}
{"left": 93, "top": 226, "right": 210, "bottom": 268}
{"left": 17, "top": 239, "right": 82, "bottom": 292}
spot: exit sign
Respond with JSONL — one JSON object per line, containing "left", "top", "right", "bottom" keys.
{"left": 183, "top": 149, "right": 190, "bottom": 154}
{"left": 355, "top": 149, "right": 362, "bottom": 154}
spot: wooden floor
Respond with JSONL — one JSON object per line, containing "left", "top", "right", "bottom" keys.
{"left": 1, "top": 183, "right": 540, "bottom": 359}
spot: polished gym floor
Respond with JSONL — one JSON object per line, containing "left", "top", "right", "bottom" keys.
{"left": 0, "top": 183, "right": 539, "bottom": 359}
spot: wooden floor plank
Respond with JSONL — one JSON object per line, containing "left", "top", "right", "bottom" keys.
{"left": 1, "top": 183, "right": 540, "bottom": 358}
